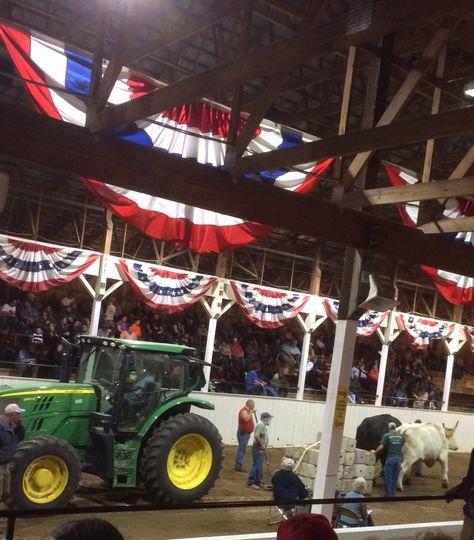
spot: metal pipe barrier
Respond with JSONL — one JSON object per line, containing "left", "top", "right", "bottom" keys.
{"left": 0, "top": 494, "right": 463, "bottom": 540}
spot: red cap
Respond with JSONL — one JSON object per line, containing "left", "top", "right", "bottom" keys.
{"left": 277, "top": 514, "right": 338, "bottom": 540}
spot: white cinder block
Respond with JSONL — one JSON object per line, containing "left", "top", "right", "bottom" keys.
{"left": 342, "top": 465, "right": 355, "bottom": 479}
{"left": 353, "top": 464, "right": 367, "bottom": 477}
{"left": 339, "top": 453, "right": 345, "bottom": 465}
{"left": 344, "top": 452, "right": 355, "bottom": 466}
{"left": 345, "top": 438, "right": 357, "bottom": 452}
{"left": 365, "top": 452, "right": 376, "bottom": 466}
{"left": 355, "top": 449, "right": 369, "bottom": 464}
{"left": 298, "top": 475, "right": 313, "bottom": 490}
{"left": 298, "top": 462, "right": 316, "bottom": 479}
{"left": 336, "top": 479, "right": 342, "bottom": 492}
{"left": 285, "top": 446, "right": 303, "bottom": 460}
{"left": 303, "top": 448, "right": 319, "bottom": 466}
{"left": 364, "top": 466, "right": 375, "bottom": 480}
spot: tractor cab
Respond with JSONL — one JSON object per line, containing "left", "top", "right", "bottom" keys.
{"left": 76, "top": 336, "right": 210, "bottom": 488}
{"left": 77, "top": 336, "right": 205, "bottom": 435}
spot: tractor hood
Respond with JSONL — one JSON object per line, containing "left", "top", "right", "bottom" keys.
{"left": 0, "top": 382, "right": 96, "bottom": 418}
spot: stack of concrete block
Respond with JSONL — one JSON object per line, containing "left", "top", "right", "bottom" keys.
{"left": 283, "top": 437, "right": 376, "bottom": 495}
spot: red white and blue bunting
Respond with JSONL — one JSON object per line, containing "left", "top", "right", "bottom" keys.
{"left": 118, "top": 260, "right": 216, "bottom": 313}
{"left": 322, "top": 298, "right": 388, "bottom": 337}
{"left": 384, "top": 162, "right": 474, "bottom": 307}
{"left": 0, "top": 24, "right": 333, "bottom": 254}
{"left": 397, "top": 313, "right": 455, "bottom": 350}
{"left": 230, "top": 281, "right": 309, "bottom": 329}
{"left": 0, "top": 236, "right": 99, "bottom": 292}
{"left": 464, "top": 326, "right": 474, "bottom": 353}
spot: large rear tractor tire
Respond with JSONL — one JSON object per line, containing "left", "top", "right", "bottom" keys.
{"left": 9, "top": 436, "right": 81, "bottom": 509}
{"left": 141, "top": 413, "right": 223, "bottom": 503}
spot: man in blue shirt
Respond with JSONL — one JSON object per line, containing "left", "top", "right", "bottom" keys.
{"left": 372, "top": 422, "right": 405, "bottom": 497}
{"left": 0, "top": 403, "right": 25, "bottom": 502}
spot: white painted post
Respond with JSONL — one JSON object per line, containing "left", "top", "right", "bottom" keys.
{"left": 312, "top": 318, "right": 358, "bottom": 521}
{"left": 375, "top": 343, "right": 389, "bottom": 406}
{"left": 202, "top": 317, "right": 218, "bottom": 392}
{"left": 88, "top": 210, "right": 113, "bottom": 336}
{"left": 296, "top": 331, "right": 311, "bottom": 400}
{"left": 89, "top": 298, "right": 102, "bottom": 336}
{"left": 442, "top": 353, "right": 454, "bottom": 412}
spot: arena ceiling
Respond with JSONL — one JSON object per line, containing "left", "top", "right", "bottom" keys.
{"left": 0, "top": 0, "right": 474, "bottom": 323}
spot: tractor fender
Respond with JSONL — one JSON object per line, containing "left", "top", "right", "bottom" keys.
{"left": 139, "top": 396, "right": 215, "bottom": 439}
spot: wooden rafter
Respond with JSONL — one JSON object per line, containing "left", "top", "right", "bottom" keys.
{"left": 418, "top": 216, "right": 474, "bottom": 234}
{"left": 2, "top": 103, "right": 474, "bottom": 277}
{"left": 93, "top": 1, "right": 137, "bottom": 112}
{"left": 121, "top": 0, "right": 246, "bottom": 66}
{"left": 339, "top": 175, "right": 474, "bottom": 208}
{"left": 233, "top": 105, "right": 474, "bottom": 173}
{"left": 342, "top": 18, "right": 459, "bottom": 188}
{"left": 90, "top": 0, "right": 472, "bottom": 132}
{"left": 225, "top": 0, "right": 329, "bottom": 166}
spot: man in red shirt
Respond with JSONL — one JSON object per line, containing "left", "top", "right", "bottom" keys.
{"left": 235, "top": 399, "right": 255, "bottom": 472}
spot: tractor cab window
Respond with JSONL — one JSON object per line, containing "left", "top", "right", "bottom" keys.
{"left": 77, "top": 345, "right": 122, "bottom": 414}
{"left": 118, "top": 351, "right": 189, "bottom": 433}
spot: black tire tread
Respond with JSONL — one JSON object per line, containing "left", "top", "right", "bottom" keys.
{"left": 8, "top": 435, "right": 81, "bottom": 509}
{"left": 141, "top": 413, "right": 223, "bottom": 503}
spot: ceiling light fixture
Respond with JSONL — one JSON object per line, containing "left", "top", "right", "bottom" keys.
{"left": 464, "top": 81, "right": 474, "bottom": 97}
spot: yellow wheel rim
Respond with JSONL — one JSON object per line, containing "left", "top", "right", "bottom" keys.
{"left": 167, "top": 434, "right": 212, "bottom": 490}
{"left": 22, "top": 455, "right": 69, "bottom": 504}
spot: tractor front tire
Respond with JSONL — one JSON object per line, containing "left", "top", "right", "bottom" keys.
{"left": 141, "top": 413, "right": 223, "bottom": 503}
{"left": 9, "top": 436, "right": 81, "bottom": 509}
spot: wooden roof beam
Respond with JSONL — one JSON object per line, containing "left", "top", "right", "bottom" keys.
{"left": 418, "top": 216, "right": 474, "bottom": 234}
{"left": 233, "top": 105, "right": 474, "bottom": 174}
{"left": 340, "top": 175, "right": 474, "bottom": 208}
{"left": 2, "top": 103, "right": 474, "bottom": 277}
{"left": 91, "top": 0, "right": 472, "bottom": 132}
{"left": 225, "top": 1, "right": 329, "bottom": 167}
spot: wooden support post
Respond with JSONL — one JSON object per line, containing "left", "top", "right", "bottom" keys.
{"left": 333, "top": 46, "right": 357, "bottom": 180}
{"left": 418, "top": 45, "right": 447, "bottom": 225}
{"left": 309, "top": 243, "right": 323, "bottom": 297}
{"left": 89, "top": 210, "right": 113, "bottom": 335}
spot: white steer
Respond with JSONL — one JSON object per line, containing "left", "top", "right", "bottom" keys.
{"left": 396, "top": 421, "right": 459, "bottom": 490}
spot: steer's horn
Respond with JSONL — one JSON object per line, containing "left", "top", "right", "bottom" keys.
{"left": 454, "top": 421, "right": 459, "bottom": 429}
{"left": 442, "top": 422, "right": 445, "bottom": 428}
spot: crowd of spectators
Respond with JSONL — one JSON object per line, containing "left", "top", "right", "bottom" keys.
{"left": 0, "top": 287, "right": 471, "bottom": 409}
{"left": 210, "top": 322, "right": 334, "bottom": 396}
{"left": 0, "top": 290, "right": 208, "bottom": 379}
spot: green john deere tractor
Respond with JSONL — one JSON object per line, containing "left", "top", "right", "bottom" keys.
{"left": 0, "top": 336, "right": 223, "bottom": 509}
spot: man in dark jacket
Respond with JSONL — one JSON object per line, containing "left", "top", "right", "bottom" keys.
{"left": 446, "top": 446, "right": 474, "bottom": 540}
{"left": 272, "top": 457, "right": 308, "bottom": 503}
{"left": 0, "top": 403, "right": 25, "bottom": 502}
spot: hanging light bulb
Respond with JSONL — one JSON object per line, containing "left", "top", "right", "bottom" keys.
{"left": 464, "top": 81, "right": 474, "bottom": 97}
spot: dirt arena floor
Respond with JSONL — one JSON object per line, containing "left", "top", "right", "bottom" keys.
{"left": 5, "top": 447, "right": 469, "bottom": 539}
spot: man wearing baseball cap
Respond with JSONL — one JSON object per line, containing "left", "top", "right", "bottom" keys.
{"left": 372, "top": 421, "right": 404, "bottom": 497}
{"left": 247, "top": 412, "right": 272, "bottom": 489}
{"left": 0, "top": 404, "right": 25, "bottom": 502}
